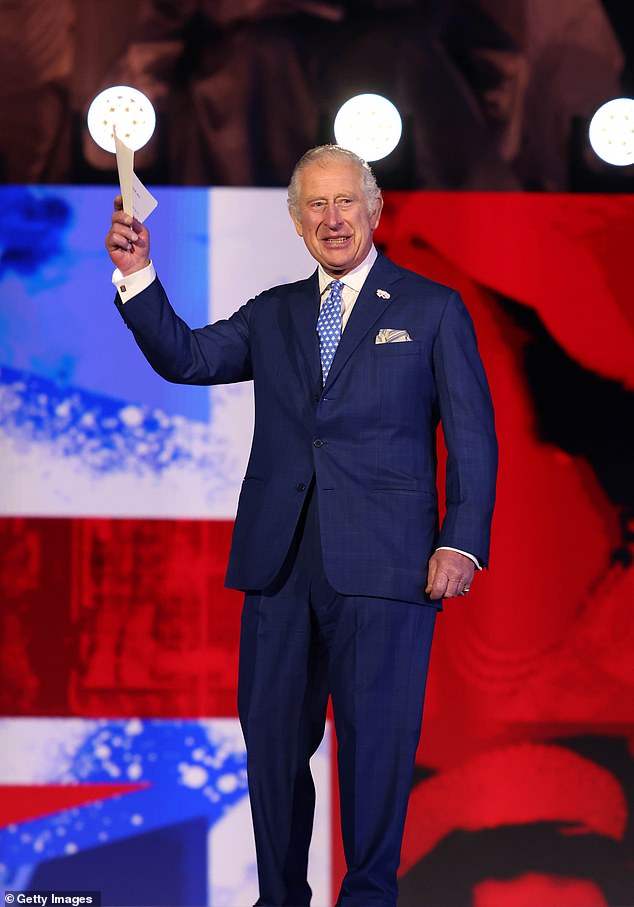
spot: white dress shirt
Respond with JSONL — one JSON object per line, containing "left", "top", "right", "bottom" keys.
{"left": 317, "top": 245, "right": 377, "bottom": 330}
{"left": 112, "top": 260, "right": 156, "bottom": 300}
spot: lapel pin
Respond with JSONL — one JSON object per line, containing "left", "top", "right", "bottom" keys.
{"left": 376, "top": 289, "right": 391, "bottom": 300}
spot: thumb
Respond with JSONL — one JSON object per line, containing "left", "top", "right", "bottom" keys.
{"left": 425, "top": 558, "right": 437, "bottom": 594}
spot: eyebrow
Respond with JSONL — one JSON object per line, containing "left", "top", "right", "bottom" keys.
{"left": 305, "top": 192, "right": 357, "bottom": 203}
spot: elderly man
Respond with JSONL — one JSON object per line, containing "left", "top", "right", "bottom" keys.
{"left": 106, "top": 145, "right": 497, "bottom": 907}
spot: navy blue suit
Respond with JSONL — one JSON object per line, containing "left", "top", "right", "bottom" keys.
{"left": 116, "top": 251, "right": 497, "bottom": 905}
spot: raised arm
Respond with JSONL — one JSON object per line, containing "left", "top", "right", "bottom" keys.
{"left": 105, "top": 195, "right": 254, "bottom": 387}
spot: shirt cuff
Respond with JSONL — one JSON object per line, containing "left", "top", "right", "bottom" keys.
{"left": 112, "top": 261, "right": 156, "bottom": 302}
{"left": 436, "top": 546, "right": 482, "bottom": 570}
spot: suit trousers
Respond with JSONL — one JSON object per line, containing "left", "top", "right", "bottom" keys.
{"left": 238, "top": 483, "right": 437, "bottom": 907}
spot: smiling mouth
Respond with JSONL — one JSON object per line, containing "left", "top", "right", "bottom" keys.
{"left": 323, "top": 236, "right": 350, "bottom": 245}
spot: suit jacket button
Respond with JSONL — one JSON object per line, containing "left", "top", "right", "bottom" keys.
{"left": 296, "top": 483, "right": 306, "bottom": 492}
{"left": 313, "top": 439, "right": 324, "bottom": 448}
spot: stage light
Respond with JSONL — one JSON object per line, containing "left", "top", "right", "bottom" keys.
{"left": 334, "top": 93, "right": 402, "bottom": 162}
{"left": 588, "top": 98, "right": 634, "bottom": 167}
{"left": 87, "top": 85, "right": 156, "bottom": 153}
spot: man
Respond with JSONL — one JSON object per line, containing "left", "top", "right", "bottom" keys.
{"left": 106, "top": 144, "right": 497, "bottom": 906}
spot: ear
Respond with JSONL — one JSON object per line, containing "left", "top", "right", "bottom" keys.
{"left": 370, "top": 196, "right": 384, "bottom": 231}
{"left": 289, "top": 207, "right": 304, "bottom": 237}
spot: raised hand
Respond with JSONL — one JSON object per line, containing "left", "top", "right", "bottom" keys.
{"left": 105, "top": 195, "right": 150, "bottom": 276}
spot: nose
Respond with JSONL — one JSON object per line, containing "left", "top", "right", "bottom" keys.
{"left": 324, "top": 201, "right": 343, "bottom": 229}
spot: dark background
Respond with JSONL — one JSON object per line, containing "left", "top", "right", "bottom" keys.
{"left": 1, "top": 0, "right": 632, "bottom": 191}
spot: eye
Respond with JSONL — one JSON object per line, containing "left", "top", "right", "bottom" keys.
{"left": 337, "top": 198, "right": 353, "bottom": 208}
{"left": 310, "top": 200, "right": 326, "bottom": 210}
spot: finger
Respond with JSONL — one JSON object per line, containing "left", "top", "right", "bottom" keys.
{"left": 427, "top": 570, "right": 449, "bottom": 601}
{"left": 106, "top": 227, "right": 136, "bottom": 254}
{"left": 108, "top": 221, "right": 139, "bottom": 245}
{"left": 111, "top": 208, "right": 137, "bottom": 231}
{"left": 425, "top": 558, "right": 438, "bottom": 595}
{"left": 110, "top": 201, "right": 142, "bottom": 233}
{"left": 443, "top": 576, "right": 464, "bottom": 598}
{"left": 445, "top": 564, "right": 474, "bottom": 593}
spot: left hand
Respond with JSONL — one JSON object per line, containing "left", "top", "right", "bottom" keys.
{"left": 425, "top": 549, "right": 475, "bottom": 600}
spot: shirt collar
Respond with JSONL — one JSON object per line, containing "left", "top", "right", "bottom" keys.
{"left": 318, "top": 245, "right": 378, "bottom": 296}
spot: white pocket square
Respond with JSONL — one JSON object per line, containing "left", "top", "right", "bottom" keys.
{"left": 375, "top": 329, "right": 412, "bottom": 344}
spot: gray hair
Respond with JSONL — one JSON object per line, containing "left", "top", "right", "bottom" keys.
{"left": 287, "top": 145, "right": 382, "bottom": 218}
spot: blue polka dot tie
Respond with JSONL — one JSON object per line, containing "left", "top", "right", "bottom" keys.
{"left": 317, "top": 279, "right": 343, "bottom": 383}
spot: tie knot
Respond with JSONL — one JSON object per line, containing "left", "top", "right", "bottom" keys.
{"left": 328, "top": 279, "right": 344, "bottom": 297}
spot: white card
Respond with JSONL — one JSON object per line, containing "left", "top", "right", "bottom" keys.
{"left": 114, "top": 127, "right": 158, "bottom": 223}
{"left": 131, "top": 172, "right": 158, "bottom": 223}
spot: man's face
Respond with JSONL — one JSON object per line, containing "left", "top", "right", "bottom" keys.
{"left": 290, "top": 160, "right": 383, "bottom": 277}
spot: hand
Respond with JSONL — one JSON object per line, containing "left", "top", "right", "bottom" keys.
{"left": 425, "top": 549, "right": 475, "bottom": 600}
{"left": 105, "top": 195, "right": 150, "bottom": 276}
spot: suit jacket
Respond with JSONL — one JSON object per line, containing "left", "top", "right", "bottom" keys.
{"left": 116, "top": 252, "right": 497, "bottom": 604}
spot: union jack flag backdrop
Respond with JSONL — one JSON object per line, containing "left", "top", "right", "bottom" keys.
{"left": 1, "top": 186, "right": 633, "bottom": 906}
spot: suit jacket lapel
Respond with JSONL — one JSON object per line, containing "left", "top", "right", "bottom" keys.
{"left": 286, "top": 270, "right": 321, "bottom": 390}
{"left": 325, "top": 254, "right": 402, "bottom": 389}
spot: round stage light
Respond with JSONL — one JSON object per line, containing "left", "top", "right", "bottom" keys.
{"left": 87, "top": 85, "right": 156, "bottom": 153}
{"left": 334, "top": 93, "right": 403, "bottom": 162}
{"left": 588, "top": 97, "right": 634, "bottom": 167}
